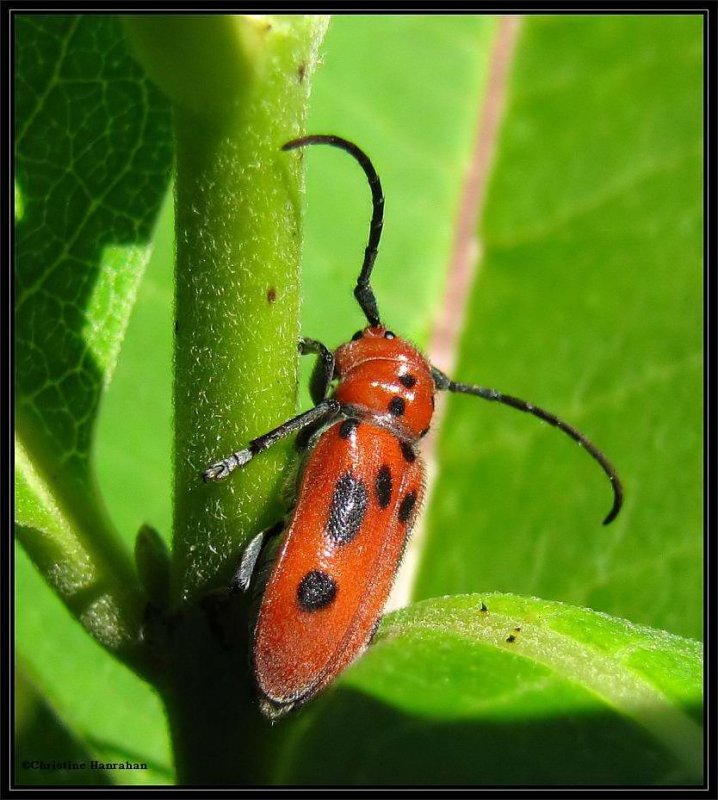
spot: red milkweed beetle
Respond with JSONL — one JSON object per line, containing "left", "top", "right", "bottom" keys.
{"left": 203, "top": 135, "right": 623, "bottom": 719}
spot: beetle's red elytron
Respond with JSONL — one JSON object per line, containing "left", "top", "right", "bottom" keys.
{"left": 204, "top": 135, "right": 623, "bottom": 719}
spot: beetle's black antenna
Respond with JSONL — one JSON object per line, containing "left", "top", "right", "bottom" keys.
{"left": 282, "top": 135, "right": 384, "bottom": 327}
{"left": 431, "top": 366, "right": 624, "bottom": 525}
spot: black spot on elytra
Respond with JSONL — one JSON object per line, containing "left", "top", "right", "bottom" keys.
{"left": 399, "top": 373, "right": 416, "bottom": 388}
{"left": 352, "top": 330, "right": 364, "bottom": 341}
{"left": 326, "top": 473, "right": 368, "bottom": 544}
{"left": 339, "top": 418, "right": 360, "bottom": 439}
{"left": 297, "top": 570, "right": 336, "bottom": 611}
{"left": 399, "top": 440, "right": 416, "bottom": 463}
{"left": 389, "top": 397, "right": 406, "bottom": 416}
{"left": 398, "top": 491, "right": 417, "bottom": 524}
{"left": 375, "top": 465, "right": 392, "bottom": 509}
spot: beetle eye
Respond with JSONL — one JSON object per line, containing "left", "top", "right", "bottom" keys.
{"left": 351, "top": 330, "right": 363, "bottom": 341}
{"left": 384, "top": 330, "right": 396, "bottom": 339}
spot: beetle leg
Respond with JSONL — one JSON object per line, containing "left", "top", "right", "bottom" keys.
{"left": 231, "top": 520, "right": 286, "bottom": 593}
{"left": 299, "top": 337, "right": 335, "bottom": 404}
{"left": 202, "top": 399, "right": 340, "bottom": 482}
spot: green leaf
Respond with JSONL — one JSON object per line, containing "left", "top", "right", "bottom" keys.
{"left": 15, "top": 13, "right": 174, "bottom": 785}
{"left": 15, "top": 15, "right": 173, "bottom": 649}
{"left": 272, "top": 594, "right": 702, "bottom": 785}
{"left": 415, "top": 15, "right": 703, "bottom": 639}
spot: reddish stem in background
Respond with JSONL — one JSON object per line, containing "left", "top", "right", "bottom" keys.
{"left": 429, "top": 15, "right": 522, "bottom": 377}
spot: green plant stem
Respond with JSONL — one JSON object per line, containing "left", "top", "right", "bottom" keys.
{"left": 139, "top": 14, "right": 329, "bottom": 783}
{"left": 172, "top": 17, "right": 327, "bottom": 603}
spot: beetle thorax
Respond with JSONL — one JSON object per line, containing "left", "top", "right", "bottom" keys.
{"left": 333, "top": 326, "right": 435, "bottom": 441}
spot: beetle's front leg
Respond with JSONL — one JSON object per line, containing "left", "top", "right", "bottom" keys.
{"left": 202, "top": 399, "right": 340, "bottom": 482}
{"left": 299, "top": 337, "right": 335, "bottom": 404}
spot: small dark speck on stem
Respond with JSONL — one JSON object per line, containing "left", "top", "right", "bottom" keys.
{"left": 297, "top": 62, "right": 306, "bottom": 82}
{"left": 267, "top": 287, "right": 277, "bottom": 303}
